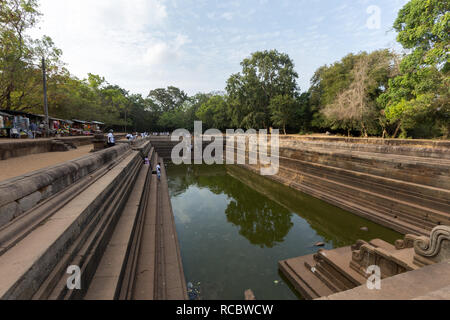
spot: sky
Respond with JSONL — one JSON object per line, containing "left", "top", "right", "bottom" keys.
{"left": 30, "top": 0, "right": 409, "bottom": 96}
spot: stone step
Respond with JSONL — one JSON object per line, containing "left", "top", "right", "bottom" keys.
{"left": 240, "top": 162, "right": 432, "bottom": 236}
{"left": 282, "top": 144, "right": 450, "bottom": 174}
{"left": 390, "top": 248, "right": 417, "bottom": 271}
{"left": 295, "top": 180, "right": 431, "bottom": 236}
{"left": 51, "top": 141, "right": 71, "bottom": 152}
{"left": 128, "top": 166, "right": 159, "bottom": 300}
{"left": 0, "top": 151, "right": 142, "bottom": 299}
{"left": 280, "top": 140, "right": 450, "bottom": 160}
{"left": 289, "top": 175, "right": 430, "bottom": 232}
{"left": 279, "top": 254, "right": 334, "bottom": 300}
{"left": 287, "top": 168, "right": 447, "bottom": 231}
{"left": 34, "top": 152, "right": 143, "bottom": 300}
{"left": 0, "top": 150, "right": 133, "bottom": 254}
{"left": 284, "top": 135, "right": 450, "bottom": 149}
{"left": 298, "top": 173, "right": 444, "bottom": 229}
{"left": 277, "top": 154, "right": 450, "bottom": 208}
{"left": 369, "top": 239, "right": 397, "bottom": 252}
{"left": 304, "top": 261, "right": 343, "bottom": 293}
{"left": 284, "top": 144, "right": 450, "bottom": 166}
{"left": 315, "top": 247, "right": 367, "bottom": 286}
{"left": 311, "top": 256, "right": 359, "bottom": 291}
{"left": 278, "top": 147, "right": 450, "bottom": 190}
{"left": 158, "top": 160, "right": 187, "bottom": 300}
{"left": 236, "top": 145, "right": 450, "bottom": 209}
{"left": 319, "top": 177, "right": 443, "bottom": 229}
{"left": 300, "top": 158, "right": 450, "bottom": 210}
{"left": 322, "top": 260, "right": 450, "bottom": 300}
{"left": 84, "top": 161, "right": 151, "bottom": 300}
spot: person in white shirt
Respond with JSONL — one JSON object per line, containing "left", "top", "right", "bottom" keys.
{"left": 107, "top": 130, "right": 116, "bottom": 147}
{"left": 156, "top": 163, "right": 162, "bottom": 181}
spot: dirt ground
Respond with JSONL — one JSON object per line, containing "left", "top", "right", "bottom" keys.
{"left": 0, "top": 145, "right": 93, "bottom": 182}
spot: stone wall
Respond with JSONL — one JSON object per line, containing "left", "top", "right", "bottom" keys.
{"left": 284, "top": 135, "right": 450, "bottom": 149}
{"left": 230, "top": 136, "right": 450, "bottom": 236}
{"left": 0, "top": 136, "right": 94, "bottom": 160}
{"left": 0, "top": 143, "right": 131, "bottom": 228}
{"left": 148, "top": 134, "right": 449, "bottom": 236}
{"left": 320, "top": 259, "right": 450, "bottom": 300}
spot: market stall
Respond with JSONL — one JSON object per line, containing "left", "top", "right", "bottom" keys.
{"left": 0, "top": 110, "right": 34, "bottom": 139}
{"left": 91, "top": 121, "right": 105, "bottom": 134}
{"left": 83, "top": 122, "right": 93, "bottom": 136}
{"left": 48, "top": 117, "right": 71, "bottom": 137}
{"left": 0, "top": 111, "right": 14, "bottom": 138}
{"left": 1, "top": 110, "right": 105, "bottom": 139}
{"left": 71, "top": 120, "right": 86, "bottom": 136}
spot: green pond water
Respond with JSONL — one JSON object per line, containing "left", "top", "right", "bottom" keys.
{"left": 167, "top": 164, "right": 402, "bottom": 300}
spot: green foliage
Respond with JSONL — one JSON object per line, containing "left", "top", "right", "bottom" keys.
{"left": 269, "top": 94, "right": 297, "bottom": 135}
{"left": 0, "top": 0, "right": 41, "bottom": 110}
{"left": 311, "top": 50, "right": 398, "bottom": 136}
{"left": 378, "top": 0, "right": 450, "bottom": 138}
{"left": 196, "top": 94, "right": 230, "bottom": 130}
{"left": 0, "top": 0, "right": 447, "bottom": 138}
{"left": 394, "top": 0, "right": 449, "bottom": 68}
{"left": 226, "top": 50, "right": 299, "bottom": 130}
{"left": 148, "top": 86, "right": 188, "bottom": 113}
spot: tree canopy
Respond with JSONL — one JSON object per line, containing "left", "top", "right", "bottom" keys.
{"left": 378, "top": 0, "right": 450, "bottom": 138}
{"left": 226, "top": 50, "right": 299, "bottom": 130}
{"left": 0, "top": 0, "right": 448, "bottom": 139}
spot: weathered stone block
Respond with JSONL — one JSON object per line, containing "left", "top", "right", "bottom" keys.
{"left": 17, "top": 191, "right": 42, "bottom": 212}
{"left": 0, "top": 202, "right": 20, "bottom": 227}
{"left": 0, "top": 143, "right": 131, "bottom": 209}
{"left": 39, "top": 185, "right": 53, "bottom": 200}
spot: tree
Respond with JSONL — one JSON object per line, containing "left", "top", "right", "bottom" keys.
{"left": 226, "top": 50, "right": 299, "bottom": 129}
{"left": 181, "top": 92, "right": 213, "bottom": 132}
{"left": 313, "top": 50, "right": 398, "bottom": 136}
{"left": 379, "top": 0, "right": 450, "bottom": 138}
{"left": 295, "top": 92, "right": 313, "bottom": 134}
{"left": 196, "top": 94, "right": 230, "bottom": 130}
{"left": 308, "top": 53, "right": 362, "bottom": 131}
{"left": 128, "top": 94, "right": 147, "bottom": 132}
{"left": 394, "top": 0, "right": 449, "bottom": 68}
{"left": 0, "top": 0, "right": 41, "bottom": 110}
{"left": 269, "top": 94, "right": 297, "bottom": 135}
{"left": 148, "top": 86, "right": 188, "bottom": 113}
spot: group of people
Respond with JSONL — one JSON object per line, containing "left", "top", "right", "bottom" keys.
{"left": 107, "top": 130, "right": 151, "bottom": 147}
{"left": 126, "top": 132, "right": 150, "bottom": 141}
{"left": 107, "top": 129, "right": 162, "bottom": 182}
{"left": 152, "top": 132, "right": 170, "bottom": 136}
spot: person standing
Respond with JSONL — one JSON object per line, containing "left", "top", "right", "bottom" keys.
{"left": 156, "top": 163, "right": 162, "bottom": 181}
{"left": 30, "top": 122, "right": 37, "bottom": 139}
{"left": 107, "top": 130, "right": 116, "bottom": 147}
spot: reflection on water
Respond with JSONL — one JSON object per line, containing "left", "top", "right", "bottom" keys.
{"left": 167, "top": 164, "right": 401, "bottom": 300}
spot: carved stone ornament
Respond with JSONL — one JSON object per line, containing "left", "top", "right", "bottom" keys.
{"left": 414, "top": 226, "right": 450, "bottom": 266}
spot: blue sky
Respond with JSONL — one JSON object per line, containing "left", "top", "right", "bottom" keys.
{"left": 31, "top": 0, "right": 409, "bottom": 96}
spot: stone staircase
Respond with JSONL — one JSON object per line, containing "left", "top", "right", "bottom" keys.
{"left": 51, "top": 139, "right": 77, "bottom": 152}
{"left": 279, "top": 225, "right": 450, "bottom": 300}
{"left": 149, "top": 136, "right": 211, "bottom": 162}
{"left": 0, "top": 141, "right": 185, "bottom": 300}
{"left": 237, "top": 137, "right": 450, "bottom": 237}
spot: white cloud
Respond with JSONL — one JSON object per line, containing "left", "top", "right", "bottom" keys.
{"left": 28, "top": 0, "right": 407, "bottom": 96}
{"left": 30, "top": 0, "right": 180, "bottom": 94}
{"left": 143, "top": 34, "right": 190, "bottom": 66}
{"left": 221, "top": 12, "right": 234, "bottom": 21}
